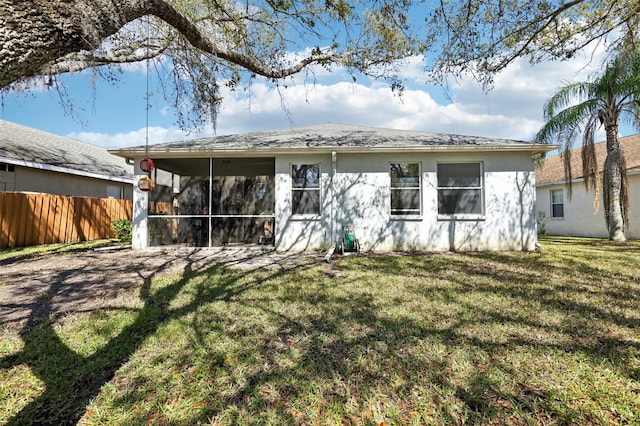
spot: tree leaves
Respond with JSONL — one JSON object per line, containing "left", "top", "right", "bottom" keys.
{"left": 426, "top": 0, "right": 639, "bottom": 87}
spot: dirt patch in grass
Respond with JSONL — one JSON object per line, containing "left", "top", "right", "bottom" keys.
{"left": 0, "top": 247, "right": 319, "bottom": 331}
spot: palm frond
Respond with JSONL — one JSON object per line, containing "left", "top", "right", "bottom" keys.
{"left": 561, "top": 150, "right": 574, "bottom": 199}
{"left": 535, "top": 102, "right": 589, "bottom": 144}
{"left": 542, "top": 81, "right": 593, "bottom": 120}
{"left": 537, "top": 96, "right": 601, "bottom": 141}
{"left": 535, "top": 99, "right": 599, "bottom": 200}
{"left": 581, "top": 119, "right": 600, "bottom": 210}
{"left": 624, "top": 102, "right": 640, "bottom": 126}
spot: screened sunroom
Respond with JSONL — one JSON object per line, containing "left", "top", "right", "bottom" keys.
{"left": 146, "top": 157, "right": 275, "bottom": 247}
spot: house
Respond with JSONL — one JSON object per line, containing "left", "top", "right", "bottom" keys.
{"left": 535, "top": 134, "right": 640, "bottom": 239}
{"left": 110, "top": 123, "right": 555, "bottom": 251}
{"left": 0, "top": 119, "right": 134, "bottom": 198}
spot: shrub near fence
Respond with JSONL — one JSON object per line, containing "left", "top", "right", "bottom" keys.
{"left": 0, "top": 192, "right": 133, "bottom": 249}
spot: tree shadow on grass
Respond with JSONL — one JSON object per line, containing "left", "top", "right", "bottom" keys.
{"left": 1, "top": 241, "right": 639, "bottom": 424}
{"left": 169, "top": 251, "right": 638, "bottom": 424}
{"left": 0, "top": 250, "right": 314, "bottom": 425}
{"left": 320, "top": 245, "right": 640, "bottom": 423}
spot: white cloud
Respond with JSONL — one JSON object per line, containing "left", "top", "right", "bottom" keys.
{"left": 64, "top": 42, "right": 618, "bottom": 148}
{"left": 67, "top": 126, "right": 195, "bottom": 149}
{"left": 210, "top": 75, "right": 543, "bottom": 141}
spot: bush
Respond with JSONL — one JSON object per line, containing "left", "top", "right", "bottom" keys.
{"left": 537, "top": 211, "right": 548, "bottom": 235}
{"left": 112, "top": 219, "right": 133, "bottom": 243}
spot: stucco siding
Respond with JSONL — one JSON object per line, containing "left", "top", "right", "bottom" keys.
{"left": 630, "top": 174, "right": 640, "bottom": 238}
{"left": 274, "top": 151, "right": 538, "bottom": 251}
{"left": 429, "top": 153, "right": 536, "bottom": 251}
{"left": 275, "top": 154, "right": 334, "bottom": 251}
{"left": 536, "top": 173, "right": 640, "bottom": 239}
{"left": 129, "top": 150, "right": 539, "bottom": 251}
{"left": 7, "top": 165, "right": 132, "bottom": 199}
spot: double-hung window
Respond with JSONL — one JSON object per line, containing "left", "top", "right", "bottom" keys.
{"left": 291, "top": 164, "right": 320, "bottom": 215}
{"left": 390, "top": 163, "right": 421, "bottom": 216}
{"left": 550, "top": 189, "right": 564, "bottom": 218}
{"left": 437, "top": 162, "right": 483, "bottom": 216}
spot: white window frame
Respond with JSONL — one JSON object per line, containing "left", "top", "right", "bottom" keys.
{"left": 550, "top": 189, "right": 564, "bottom": 219}
{"left": 437, "top": 162, "right": 484, "bottom": 218}
{"left": 291, "top": 163, "right": 321, "bottom": 217}
{"left": 390, "top": 162, "right": 422, "bottom": 217}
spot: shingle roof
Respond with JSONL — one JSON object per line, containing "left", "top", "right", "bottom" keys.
{"left": 536, "top": 134, "right": 640, "bottom": 185}
{"left": 0, "top": 119, "right": 133, "bottom": 179}
{"left": 110, "top": 123, "right": 555, "bottom": 157}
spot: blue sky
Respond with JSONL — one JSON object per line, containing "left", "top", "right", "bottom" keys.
{"left": 0, "top": 44, "right": 621, "bottom": 150}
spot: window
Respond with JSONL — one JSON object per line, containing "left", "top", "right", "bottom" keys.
{"left": 390, "top": 163, "right": 421, "bottom": 215}
{"left": 437, "top": 162, "right": 483, "bottom": 216}
{"left": 291, "top": 164, "right": 320, "bottom": 215}
{"left": 550, "top": 189, "right": 564, "bottom": 218}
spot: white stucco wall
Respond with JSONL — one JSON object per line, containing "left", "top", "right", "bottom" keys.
{"left": 3, "top": 165, "right": 132, "bottom": 199}
{"left": 535, "top": 173, "right": 640, "bottom": 239}
{"left": 629, "top": 174, "right": 640, "bottom": 238}
{"left": 131, "top": 151, "right": 539, "bottom": 251}
{"left": 274, "top": 155, "right": 334, "bottom": 251}
{"left": 275, "top": 151, "right": 538, "bottom": 252}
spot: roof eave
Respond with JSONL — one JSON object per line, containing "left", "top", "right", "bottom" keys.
{"left": 110, "top": 143, "right": 559, "bottom": 158}
{"left": 537, "top": 165, "right": 640, "bottom": 187}
{"left": 0, "top": 156, "right": 135, "bottom": 184}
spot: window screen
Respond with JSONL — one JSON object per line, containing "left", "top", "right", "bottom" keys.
{"left": 390, "top": 163, "right": 421, "bottom": 215}
{"left": 437, "top": 163, "right": 483, "bottom": 215}
{"left": 291, "top": 164, "right": 320, "bottom": 215}
{"left": 551, "top": 189, "right": 564, "bottom": 218}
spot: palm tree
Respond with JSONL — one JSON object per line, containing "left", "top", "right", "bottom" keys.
{"left": 535, "top": 54, "right": 640, "bottom": 242}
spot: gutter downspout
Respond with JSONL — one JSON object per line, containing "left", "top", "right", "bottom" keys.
{"left": 324, "top": 151, "right": 337, "bottom": 262}
{"left": 331, "top": 151, "right": 337, "bottom": 247}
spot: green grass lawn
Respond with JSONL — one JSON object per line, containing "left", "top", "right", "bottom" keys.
{"left": 1, "top": 237, "right": 639, "bottom": 425}
{"left": 0, "top": 239, "right": 119, "bottom": 262}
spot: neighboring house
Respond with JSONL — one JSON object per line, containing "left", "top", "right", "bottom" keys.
{"left": 110, "top": 123, "right": 555, "bottom": 252}
{"left": 0, "top": 119, "right": 134, "bottom": 198}
{"left": 535, "top": 134, "right": 640, "bottom": 238}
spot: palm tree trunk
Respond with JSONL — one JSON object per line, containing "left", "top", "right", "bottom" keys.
{"left": 603, "top": 124, "right": 626, "bottom": 241}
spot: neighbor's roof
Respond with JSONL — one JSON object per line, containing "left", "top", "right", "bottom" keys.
{"left": 536, "top": 133, "right": 640, "bottom": 185}
{"left": 0, "top": 119, "right": 133, "bottom": 182}
{"left": 110, "top": 123, "right": 556, "bottom": 157}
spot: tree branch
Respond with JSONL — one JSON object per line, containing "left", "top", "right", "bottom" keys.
{"left": 144, "top": 0, "right": 347, "bottom": 79}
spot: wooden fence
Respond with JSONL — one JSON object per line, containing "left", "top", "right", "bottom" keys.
{"left": 0, "top": 192, "right": 133, "bottom": 249}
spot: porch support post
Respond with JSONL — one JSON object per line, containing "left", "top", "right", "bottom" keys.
{"left": 132, "top": 175, "right": 149, "bottom": 249}
{"left": 208, "top": 157, "right": 213, "bottom": 247}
